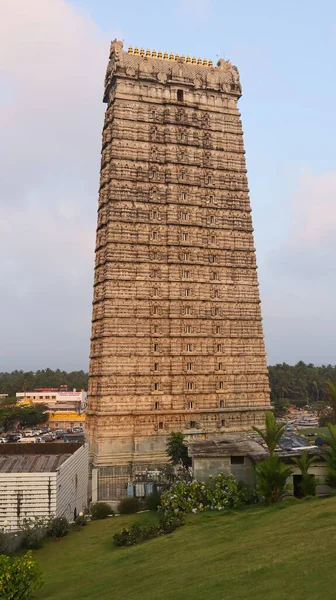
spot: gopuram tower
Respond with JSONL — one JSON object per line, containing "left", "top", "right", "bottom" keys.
{"left": 87, "top": 40, "right": 270, "bottom": 498}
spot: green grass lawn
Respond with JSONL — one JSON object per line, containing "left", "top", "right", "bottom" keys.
{"left": 35, "top": 497, "right": 336, "bottom": 600}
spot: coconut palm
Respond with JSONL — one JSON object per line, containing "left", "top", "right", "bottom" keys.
{"left": 253, "top": 411, "right": 286, "bottom": 456}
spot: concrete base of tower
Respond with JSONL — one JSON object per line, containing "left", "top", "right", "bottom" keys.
{"left": 87, "top": 406, "right": 269, "bottom": 502}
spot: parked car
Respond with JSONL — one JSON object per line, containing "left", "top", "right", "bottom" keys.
{"left": 35, "top": 437, "right": 45, "bottom": 443}
{"left": 73, "top": 427, "right": 83, "bottom": 433}
{"left": 6, "top": 433, "right": 21, "bottom": 443}
{"left": 0, "top": 437, "right": 7, "bottom": 443}
{"left": 55, "top": 429, "right": 64, "bottom": 439}
{"left": 41, "top": 427, "right": 50, "bottom": 434}
{"left": 42, "top": 433, "right": 54, "bottom": 442}
{"left": 23, "top": 430, "right": 35, "bottom": 438}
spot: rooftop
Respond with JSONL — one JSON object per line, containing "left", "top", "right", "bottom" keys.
{"left": 0, "top": 442, "right": 84, "bottom": 473}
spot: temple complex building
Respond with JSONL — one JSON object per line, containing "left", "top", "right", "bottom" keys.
{"left": 87, "top": 41, "right": 270, "bottom": 498}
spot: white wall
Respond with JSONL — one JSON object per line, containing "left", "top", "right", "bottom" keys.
{"left": 56, "top": 444, "right": 89, "bottom": 521}
{"left": 0, "top": 473, "right": 57, "bottom": 531}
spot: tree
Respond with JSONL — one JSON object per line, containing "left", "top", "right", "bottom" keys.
{"left": 253, "top": 411, "right": 286, "bottom": 456}
{"left": 255, "top": 455, "right": 292, "bottom": 506}
{"left": 292, "top": 451, "right": 320, "bottom": 497}
{"left": 166, "top": 432, "right": 191, "bottom": 468}
{"left": 323, "top": 423, "right": 336, "bottom": 488}
{"left": 0, "top": 551, "right": 43, "bottom": 599}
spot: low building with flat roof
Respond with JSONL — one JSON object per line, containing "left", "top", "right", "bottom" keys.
{"left": 0, "top": 442, "right": 89, "bottom": 531}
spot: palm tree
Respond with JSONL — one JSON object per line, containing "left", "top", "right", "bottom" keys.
{"left": 292, "top": 450, "right": 320, "bottom": 497}
{"left": 253, "top": 411, "right": 286, "bottom": 455}
{"left": 292, "top": 451, "right": 319, "bottom": 475}
{"left": 323, "top": 423, "right": 336, "bottom": 487}
{"left": 325, "top": 381, "right": 336, "bottom": 412}
{"left": 255, "top": 456, "right": 292, "bottom": 505}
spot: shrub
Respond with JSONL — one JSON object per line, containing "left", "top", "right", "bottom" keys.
{"left": 90, "top": 502, "right": 114, "bottom": 520}
{"left": 117, "top": 497, "right": 140, "bottom": 514}
{"left": 159, "top": 512, "right": 185, "bottom": 534}
{"left": 0, "top": 551, "right": 43, "bottom": 599}
{"left": 113, "top": 528, "right": 136, "bottom": 547}
{"left": 145, "top": 491, "right": 162, "bottom": 511}
{"left": 47, "top": 516, "right": 69, "bottom": 539}
{"left": 20, "top": 517, "right": 48, "bottom": 550}
{"left": 74, "top": 513, "right": 87, "bottom": 527}
{"left": 159, "top": 474, "right": 248, "bottom": 514}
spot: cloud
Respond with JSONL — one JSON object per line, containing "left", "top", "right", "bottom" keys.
{"left": 260, "top": 168, "right": 336, "bottom": 364}
{"left": 0, "top": 0, "right": 115, "bottom": 370}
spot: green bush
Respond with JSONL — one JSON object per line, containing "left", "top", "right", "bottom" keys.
{"left": 159, "top": 474, "right": 249, "bottom": 514}
{"left": 74, "top": 513, "right": 87, "bottom": 527}
{"left": 0, "top": 551, "right": 43, "bottom": 599}
{"left": 90, "top": 502, "right": 114, "bottom": 520}
{"left": 159, "top": 512, "right": 185, "bottom": 534}
{"left": 20, "top": 517, "right": 48, "bottom": 550}
{"left": 117, "top": 497, "right": 140, "bottom": 514}
{"left": 47, "top": 516, "right": 69, "bottom": 539}
{"left": 145, "top": 491, "right": 162, "bottom": 511}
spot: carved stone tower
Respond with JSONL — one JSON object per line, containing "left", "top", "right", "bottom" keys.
{"left": 87, "top": 41, "right": 270, "bottom": 496}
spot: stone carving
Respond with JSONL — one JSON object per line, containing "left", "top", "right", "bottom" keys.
{"left": 88, "top": 41, "right": 270, "bottom": 489}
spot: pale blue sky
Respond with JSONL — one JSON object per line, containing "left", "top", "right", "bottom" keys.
{"left": 0, "top": 0, "right": 335, "bottom": 370}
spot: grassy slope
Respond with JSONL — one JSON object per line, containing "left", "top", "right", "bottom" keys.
{"left": 35, "top": 498, "right": 336, "bottom": 600}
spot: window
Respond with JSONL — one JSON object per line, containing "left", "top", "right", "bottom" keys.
{"left": 188, "top": 401, "right": 193, "bottom": 409}
{"left": 190, "top": 420, "right": 196, "bottom": 428}
{"left": 184, "top": 288, "right": 190, "bottom": 297}
{"left": 159, "top": 422, "right": 164, "bottom": 429}
{"left": 207, "top": 175, "right": 212, "bottom": 184}
{"left": 177, "top": 89, "right": 184, "bottom": 102}
{"left": 214, "top": 289, "right": 219, "bottom": 298}
{"left": 180, "top": 131, "right": 185, "bottom": 141}
{"left": 187, "top": 382, "right": 193, "bottom": 390}
{"left": 221, "top": 419, "right": 226, "bottom": 427}
{"left": 154, "top": 363, "right": 159, "bottom": 371}
{"left": 52, "top": 395, "right": 56, "bottom": 399}
{"left": 182, "top": 232, "right": 188, "bottom": 241}
{"left": 185, "top": 325, "right": 191, "bottom": 333}
{"left": 153, "top": 288, "right": 158, "bottom": 296}
{"left": 182, "top": 252, "right": 189, "bottom": 261}
{"left": 181, "top": 192, "right": 187, "bottom": 200}
{"left": 186, "top": 343, "right": 192, "bottom": 352}
{"left": 218, "top": 362, "right": 223, "bottom": 371}
{"left": 152, "top": 109, "right": 157, "bottom": 119}
{"left": 183, "top": 271, "right": 189, "bottom": 279}
{"left": 152, "top": 269, "right": 158, "bottom": 277}
{"left": 214, "top": 307, "right": 219, "bottom": 316}
{"left": 154, "top": 401, "right": 159, "bottom": 410}
{"left": 153, "top": 306, "right": 158, "bottom": 315}
{"left": 231, "top": 456, "right": 245, "bottom": 465}
{"left": 153, "top": 325, "right": 158, "bottom": 333}
{"left": 219, "top": 381, "right": 224, "bottom": 390}
{"left": 210, "top": 215, "right": 215, "bottom": 224}
{"left": 216, "top": 326, "right": 220, "bottom": 334}
{"left": 154, "top": 343, "right": 158, "bottom": 352}
{"left": 217, "top": 344, "right": 222, "bottom": 352}
{"left": 180, "top": 171, "right": 185, "bottom": 180}
{"left": 187, "top": 362, "right": 193, "bottom": 371}
{"left": 152, "top": 231, "right": 157, "bottom": 240}
{"left": 151, "top": 211, "right": 158, "bottom": 219}
{"left": 184, "top": 306, "right": 191, "bottom": 315}
{"left": 154, "top": 382, "right": 159, "bottom": 391}
{"left": 181, "top": 212, "right": 188, "bottom": 220}
{"left": 209, "top": 255, "right": 215, "bottom": 263}
{"left": 212, "top": 272, "right": 218, "bottom": 280}
{"left": 219, "top": 400, "right": 224, "bottom": 408}
{"left": 211, "top": 236, "right": 216, "bottom": 244}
